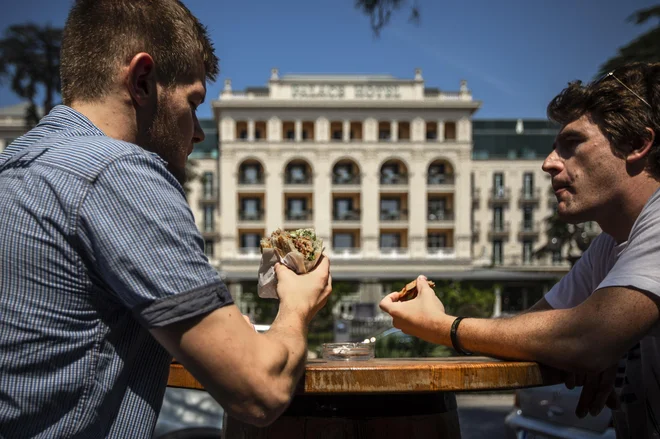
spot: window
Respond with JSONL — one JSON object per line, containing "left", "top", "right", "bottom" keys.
{"left": 239, "top": 130, "right": 248, "bottom": 140}
{"left": 523, "top": 206, "right": 533, "bottom": 230}
{"left": 350, "top": 122, "right": 362, "bottom": 140}
{"left": 428, "top": 163, "right": 446, "bottom": 184}
{"left": 286, "top": 130, "right": 295, "bottom": 140}
{"left": 380, "top": 198, "right": 401, "bottom": 220}
{"left": 202, "top": 172, "right": 214, "bottom": 198}
{"left": 241, "top": 198, "right": 262, "bottom": 220}
{"left": 287, "top": 198, "right": 307, "bottom": 220}
{"left": 445, "top": 122, "right": 456, "bottom": 140}
{"left": 398, "top": 122, "right": 410, "bottom": 140}
{"left": 492, "top": 240, "right": 503, "bottom": 265}
{"left": 241, "top": 233, "right": 261, "bottom": 248}
{"left": 333, "top": 164, "right": 353, "bottom": 184}
{"left": 334, "top": 198, "right": 354, "bottom": 220}
{"left": 426, "top": 121, "right": 438, "bottom": 140}
{"left": 255, "top": 129, "right": 262, "bottom": 140}
{"left": 381, "top": 164, "right": 402, "bottom": 184}
{"left": 493, "top": 206, "right": 504, "bottom": 231}
{"left": 523, "top": 172, "right": 534, "bottom": 198}
{"left": 493, "top": 172, "right": 505, "bottom": 196}
{"left": 241, "top": 164, "right": 261, "bottom": 184}
{"left": 380, "top": 233, "right": 400, "bottom": 248}
{"left": 428, "top": 198, "right": 447, "bottom": 220}
{"left": 333, "top": 233, "right": 354, "bottom": 249}
{"left": 332, "top": 130, "right": 342, "bottom": 140}
{"left": 378, "top": 122, "right": 390, "bottom": 141}
{"left": 302, "top": 130, "right": 309, "bottom": 140}
{"left": 203, "top": 205, "right": 214, "bottom": 232}
{"left": 204, "top": 239, "right": 214, "bottom": 258}
{"left": 523, "top": 240, "right": 533, "bottom": 265}
{"left": 287, "top": 164, "right": 308, "bottom": 184}
{"left": 428, "top": 233, "right": 447, "bottom": 249}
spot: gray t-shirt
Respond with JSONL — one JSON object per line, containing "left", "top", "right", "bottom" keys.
{"left": 545, "top": 188, "right": 660, "bottom": 439}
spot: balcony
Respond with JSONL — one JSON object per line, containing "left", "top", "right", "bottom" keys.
{"left": 426, "top": 247, "right": 456, "bottom": 259}
{"left": 518, "top": 220, "right": 541, "bottom": 238}
{"left": 489, "top": 187, "right": 511, "bottom": 204}
{"left": 519, "top": 187, "right": 541, "bottom": 204}
{"left": 333, "top": 210, "right": 361, "bottom": 228}
{"left": 332, "top": 174, "right": 361, "bottom": 185}
{"left": 426, "top": 174, "right": 455, "bottom": 193}
{"left": 238, "top": 211, "right": 265, "bottom": 225}
{"left": 285, "top": 210, "right": 313, "bottom": 221}
{"left": 380, "top": 210, "right": 408, "bottom": 224}
{"left": 237, "top": 248, "right": 261, "bottom": 260}
{"left": 427, "top": 210, "right": 454, "bottom": 225}
{"left": 488, "top": 221, "right": 510, "bottom": 238}
{"left": 379, "top": 247, "right": 410, "bottom": 259}
{"left": 380, "top": 174, "right": 408, "bottom": 185}
{"left": 238, "top": 175, "right": 265, "bottom": 185}
{"left": 330, "top": 248, "right": 363, "bottom": 259}
{"left": 200, "top": 190, "right": 217, "bottom": 203}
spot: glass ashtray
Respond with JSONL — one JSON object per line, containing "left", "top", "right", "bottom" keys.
{"left": 321, "top": 342, "right": 375, "bottom": 361}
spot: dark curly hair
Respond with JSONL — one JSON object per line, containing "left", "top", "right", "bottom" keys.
{"left": 547, "top": 62, "right": 660, "bottom": 178}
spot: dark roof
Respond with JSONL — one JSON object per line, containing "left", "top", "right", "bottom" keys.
{"left": 244, "top": 87, "right": 269, "bottom": 96}
{"left": 472, "top": 119, "right": 559, "bottom": 160}
{"left": 424, "top": 87, "right": 440, "bottom": 97}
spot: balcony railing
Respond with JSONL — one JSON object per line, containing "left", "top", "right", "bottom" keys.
{"left": 518, "top": 220, "right": 541, "bottom": 236}
{"left": 427, "top": 211, "right": 454, "bottom": 222}
{"left": 285, "top": 210, "right": 313, "bottom": 221}
{"left": 519, "top": 187, "right": 541, "bottom": 203}
{"left": 238, "top": 175, "right": 265, "bottom": 185}
{"left": 200, "top": 190, "right": 216, "bottom": 202}
{"left": 427, "top": 174, "right": 455, "bottom": 185}
{"left": 380, "top": 174, "right": 408, "bottom": 185}
{"left": 472, "top": 187, "right": 481, "bottom": 205}
{"left": 380, "top": 209, "right": 408, "bottom": 221}
{"left": 284, "top": 175, "right": 312, "bottom": 185}
{"left": 332, "top": 174, "right": 361, "bottom": 185}
{"left": 488, "top": 221, "right": 511, "bottom": 237}
{"left": 237, "top": 248, "right": 261, "bottom": 259}
{"left": 489, "top": 187, "right": 511, "bottom": 203}
{"left": 379, "top": 247, "right": 410, "bottom": 258}
{"left": 472, "top": 221, "right": 480, "bottom": 236}
{"left": 238, "top": 210, "right": 265, "bottom": 221}
{"left": 333, "top": 210, "right": 361, "bottom": 221}
{"left": 426, "top": 247, "right": 456, "bottom": 259}
{"left": 331, "top": 248, "right": 362, "bottom": 259}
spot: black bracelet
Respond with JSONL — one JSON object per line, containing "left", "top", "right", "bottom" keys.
{"left": 450, "top": 316, "right": 472, "bottom": 356}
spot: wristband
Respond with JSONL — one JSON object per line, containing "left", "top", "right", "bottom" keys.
{"left": 450, "top": 316, "right": 472, "bottom": 356}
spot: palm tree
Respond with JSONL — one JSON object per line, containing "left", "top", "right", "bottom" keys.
{"left": 535, "top": 210, "right": 595, "bottom": 266}
{"left": 0, "top": 24, "right": 62, "bottom": 127}
{"left": 597, "top": 5, "right": 660, "bottom": 77}
{"left": 354, "top": 0, "right": 420, "bottom": 35}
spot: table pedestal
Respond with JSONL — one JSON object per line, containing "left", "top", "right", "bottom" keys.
{"left": 224, "top": 392, "right": 461, "bottom": 439}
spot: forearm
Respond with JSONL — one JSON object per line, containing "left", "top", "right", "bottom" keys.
{"left": 431, "top": 308, "right": 617, "bottom": 373}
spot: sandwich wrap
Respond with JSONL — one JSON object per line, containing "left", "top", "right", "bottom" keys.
{"left": 257, "top": 228, "right": 324, "bottom": 299}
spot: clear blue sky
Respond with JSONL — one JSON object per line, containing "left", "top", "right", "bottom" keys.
{"left": 1, "top": 0, "right": 657, "bottom": 119}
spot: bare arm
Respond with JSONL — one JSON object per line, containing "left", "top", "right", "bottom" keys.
{"left": 381, "top": 278, "right": 659, "bottom": 374}
{"left": 151, "top": 258, "right": 332, "bottom": 427}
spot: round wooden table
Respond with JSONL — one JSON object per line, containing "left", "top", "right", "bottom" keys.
{"left": 168, "top": 357, "right": 559, "bottom": 438}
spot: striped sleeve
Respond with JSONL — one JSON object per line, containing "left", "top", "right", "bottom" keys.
{"left": 77, "top": 153, "right": 232, "bottom": 328}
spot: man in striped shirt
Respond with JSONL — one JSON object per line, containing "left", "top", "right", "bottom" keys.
{"left": 0, "top": 1, "right": 332, "bottom": 438}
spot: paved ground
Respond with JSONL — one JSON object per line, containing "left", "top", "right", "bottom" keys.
{"left": 457, "top": 393, "right": 516, "bottom": 439}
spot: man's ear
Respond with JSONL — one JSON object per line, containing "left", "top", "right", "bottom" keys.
{"left": 126, "top": 53, "right": 156, "bottom": 108}
{"left": 627, "top": 127, "right": 656, "bottom": 164}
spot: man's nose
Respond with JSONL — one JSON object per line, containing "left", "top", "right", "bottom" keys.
{"left": 193, "top": 117, "right": 205, "bottom": 144}
{"left": 542, "top": 149, "right": 562, "bottom": 175}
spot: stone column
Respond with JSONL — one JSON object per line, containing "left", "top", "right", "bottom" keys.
{"left": 295, "top": 120, "right": 302, "bottom": 142}
{"left": 492, "top": 285, "right": 502, "bottom": 318}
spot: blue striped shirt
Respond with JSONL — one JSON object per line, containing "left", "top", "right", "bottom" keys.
{"left": 0, "top": 105, "right": 233, "bottom": 438}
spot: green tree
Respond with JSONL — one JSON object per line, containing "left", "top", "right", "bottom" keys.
{"left": 535, "top": 210, "right": 595, "bottom": 266}
{"left": 355, "top": 0, "right": 420, "bottom": 35}
{"left": 597, "top": 5, "right": 660, "bottom": 78}
{"left": 0, "top": 24, "right": 62, "bottom": 127}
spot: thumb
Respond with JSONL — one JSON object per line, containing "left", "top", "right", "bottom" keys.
{"left": 380, "top": 292, "right": 400, "bottom": 314}
{"left": 416, "top": 275, "right": 431, "bottom": 294}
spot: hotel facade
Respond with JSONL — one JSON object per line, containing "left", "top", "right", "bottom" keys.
{"left": 0, "top": 69, "right": 598, "bottom": 319}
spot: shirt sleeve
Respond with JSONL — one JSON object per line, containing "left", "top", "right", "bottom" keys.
{"left": 77, "top": 152, "right": 233, "bottom": 328}
{"left": 544, "top": 233, "right": 616, "bottom": 309}
{"left": 598, "top": 194, "right": 660, "bottom": 297}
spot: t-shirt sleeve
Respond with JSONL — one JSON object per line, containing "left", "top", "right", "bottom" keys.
{"left": 544, "top": 233, "right": 616, "bottom": 309}
{"left": 78, "top": 153, "right": 233, "bottom": 328}
{"left": 598, "top": 195, "right": 660, "bottom": 297}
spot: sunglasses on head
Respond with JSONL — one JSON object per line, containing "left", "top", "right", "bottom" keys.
{"left": 594, "top": 70, "right": 651, "bottom": 108}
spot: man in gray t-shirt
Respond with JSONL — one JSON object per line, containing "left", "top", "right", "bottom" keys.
{"left": 380, "top": 62, "right": 660, "bottom": 439}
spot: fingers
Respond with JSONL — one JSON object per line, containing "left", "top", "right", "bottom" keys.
{"left": 588, "top": 366, "right": 618, "bottom": 416}
{"left": 242, "top": 314, "right": 256, "bottom": 332}
{"left": 379, "top": 292, "right": 401, "bottom": 313}
{"left": 576, "top": 374, "right": 599, "bottom": 418}
{"left": 564, "top": 372, "right": 576, "bottom": 390}
{"left": 576, "top": 370, "right": 615, "bottom": 418}
{"left": 605, "top": 389, "right": 620, "bottom": 410}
